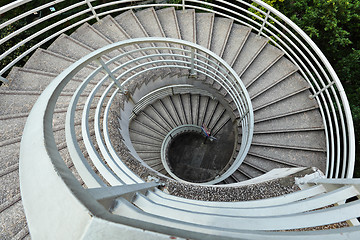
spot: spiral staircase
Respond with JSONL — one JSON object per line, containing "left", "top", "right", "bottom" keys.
{"left": 0, "top": 1, "right": 359, "bottom": 239}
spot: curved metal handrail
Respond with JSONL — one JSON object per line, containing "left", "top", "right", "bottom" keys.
{"left": 0, "top": 0, "right": 354, "bottom": 178}
{"left": 45, "top": 37, "right": 252, "bottom": 187}
{"left": 12, "top": 2, "right": 359, "bottom": 238}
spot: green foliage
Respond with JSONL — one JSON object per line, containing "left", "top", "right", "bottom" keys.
{"left": 0, "top": 18, "right": 33, "bottom": 74}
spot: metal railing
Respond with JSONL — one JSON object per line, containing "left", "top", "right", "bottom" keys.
{"left": 8, "top": 0, "right": 356, "bottom": 238}
{"left": 1, "top": 0, "right": 355, "bottom": 178}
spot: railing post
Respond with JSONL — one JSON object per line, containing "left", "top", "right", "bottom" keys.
{"left": 258, "top": 10, "right": 271, "bottom": 36}
{"left": 0, "top": 75, "right": 9, "bottom": 83}
{"left": 238, "top": 110, "right": 249, "bottom": 122}
{"left": 85, "top": 0, "right": 100, "bottom": 22}
{"left": 309, "top": 81, "right": 336, "bottom": 99}
{"left": 87, "top": 181, "right": 161, "bottom": 208}
{"left": 182, "top": 0, "right": 185, "bottom": 11}
{"left": 97, "top": 58, "right": 125, "bottom": 92}
{"left": 190, "top": 47, "right": 196, "bottom": 77}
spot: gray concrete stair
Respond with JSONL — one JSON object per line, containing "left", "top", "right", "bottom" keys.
{"left": 210, "top": 17, "right": 233, "bottom": 58}
{"left": 128, "top": 90, "right": 233, "bottom": 175}
{"left": 232, "top": 33, "right": 268, "bottom": 77}
{"left": 222, "top": 24, "right": 251, "bottom": 67}
{"left": 0, "top": 6, "right": 329, "bottom": 238}
{"left": 176, "top": 9, "right": 196, "bottom": 44}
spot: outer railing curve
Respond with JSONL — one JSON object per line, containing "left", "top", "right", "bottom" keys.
{"left": 1, "top": 0, "right": 355, "bottom": 178}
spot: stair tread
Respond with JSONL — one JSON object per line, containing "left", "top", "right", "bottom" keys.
{"left": 115, "top": 10, "right": 149, "bottom": 39}
{"left": 249, "top": 145, "right": 326, "bottom": 172}
{"left": 253, "top": 108, "right": 324, "bottom": 132}
{"left": 0, "top": 200, "right": 27, "bottom": 240}
{"left": 195, "top": 12, "right": 214, "bottom": 49}
{"left": 222, "top": 24, "right": 251, "bottom": 67}
{"left": 176, "top": 9, "right": 196, "bottom": 43}
{"left": 23, "top": 48, "right": 104, "bottom": 80}
{"left": 232, "top": 33, "right": 268, "bottom": 76}
{"left": 156, "top": 7, "right": 181, "bottom": 40}
{"left": 239, "top": 164, "right": 264, "bottom": 179}
{"left": 47, "top": 34, "right": 93, "bottom": 61}
{"left": 136, "top": 8, "right": 166, "bottom": 38}
{"left": 245, "top": 153, "right": 301, "bottom": 171}
{"left": 135, "top": 7, "right": 174, "bottom": 61}
{"left": 251, "top": 72, "right": 309, "bottom": 110}
{"left": 210, "top": 17, "right": 233, "bottom": 58}
{"left": 241, "top": 43, "right": 284, "bottom": 87}
{"left": 0, "top": 142, "right": 20, "bottom": 173}
{"left": 247, "top": 57, "right": 299, "bottom": 98}
{"left": 254, "top": 90, "right": 318, "bottom": 121}
{"left": 70, "top": 22, "right": 113, "bottom": 52}
{"left": 5, "top": 67, "right": 89, "bottom": 93}
{"left": 252, "top": 131, "right": 326, "bottom": 151}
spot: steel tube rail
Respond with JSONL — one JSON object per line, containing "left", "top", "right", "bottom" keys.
{"left": 0, "top": 0, "right": 354, "bottom": 211}
{"left": 59, "top": 38, "right": 252, "bottom": 186}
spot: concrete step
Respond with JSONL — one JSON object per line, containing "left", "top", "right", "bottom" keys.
{"left": 208, "top": 107, "right": 226, "bottom": 131}
{"left": 129, "top": 121, "right": 164, "bottom": 143}
{"left": 198, "top": 95, "right": 210, "bottom": 126}
{"left": 47, "top": 34, "right": 94, "bottom": 61}
{"left": 23, "top": 48, "right": 106, "bottom": 80}
{"left": 245, "top": 153, "right": 301, "bottom": 172}
{"left": 135, "top": 7, "right": 173, "bottom": 62}
{"left": 210, "top": 17, "right": 233, "bottom": 58}
{"left": 143, "top": 105, "right": 173, "bottom": 132}
{"left": 131, "top": 141, "right": 161, "bottom": 152}
{"left": 203, "top": 99, "right": 218, "bottom": 127}
{"left": 0, "top": 199, "right": 27, "bottom": 240}
{"left": 246, "top": 57, "right": 298, "bottom": 94}
{"left": 47, "top": 33, "right": 121, "bottom": 73}
{"left": 212, "top": 114, "right": 231, "bottom": 137}
{"left": 176, "top": 9, "right": 196, "bottom": 43}
{"left": 254, "top": 90, "right": 318, "bottom": 122}
{"left": 195, "top": 12, "right": 214, "bottom": 49}
{"left": 191, "top": 94, "right": 200, "bottom": 125}
{"left": 150, "top": 101, "right": 178, "bottom": 129}
{"left": 136, "top": 111, "right": 169, "bottom": 136}
{"left": 241, "top": 44, "right": 284, "bottom": 87}
{"left": 222, "top": 24, "right": 251, "bottom": 67}
{"left": 161, "top": 96, "right": 182, "bottom": 126}
{"left": 231, "top": 170, "right": 250, "bottom": 182}
{"left": 115, "top": 10, "right": 160, "bottom": 61}
{"left": 5, "top": 67, "right": 93, "bottom": 93}
{"left": 179, "top": 93, "right": 192, "bottom": 124}
{"left": 92, "top": 15, "right": 145, "bottom": 61}
{"left": 156, "top": 7, "right": 184, "bottom": 69}
{"left": 252, "top": 130, "right": 326, "bottom": 152}
{"left": 156, "top": 7, "right": 182, "bottom": 40}
{"left": 70, "top": 22, "right": 125, "bottom": 61}
{"left": 251, "top": 72, "right": 308, "bottom": 110}
{"left": 232, "top": 33, "right": 268, "bottom": 77}
{"left": 239, "top": 162, "right": 265, "bottom": 179}
{"left": 253, "top": 108, "right": 324, "bottom": 133}
{"left": 248, "top": 145, "right": 326, "bottom": 172}
{"left": 171, "top": 94, "right": 188, "bottom": 125}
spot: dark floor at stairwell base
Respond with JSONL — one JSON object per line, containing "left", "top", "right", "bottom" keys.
{"left": 167, "top": 123, "right": 235, "bottom": 183}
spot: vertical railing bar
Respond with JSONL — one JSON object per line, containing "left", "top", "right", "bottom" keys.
{"left": 309, "top": 81, "right": 336, "bottom": 99}
{"left": 85, "top": 0, "right": 100, "bottom": 22}
{"left": 0, "top": 76, "right": 9, "bottom": 83}
{"left": 190, "top": 47, "right": 196, "bottom": 77}
{"left": 97, "top": 58, "right": 124, "bottom": 91}
{"left": 258, "top": 9, "right": 271, "bottom": 36}
{"left": 182, "top": 0, "right": 185, "bottom": 11}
